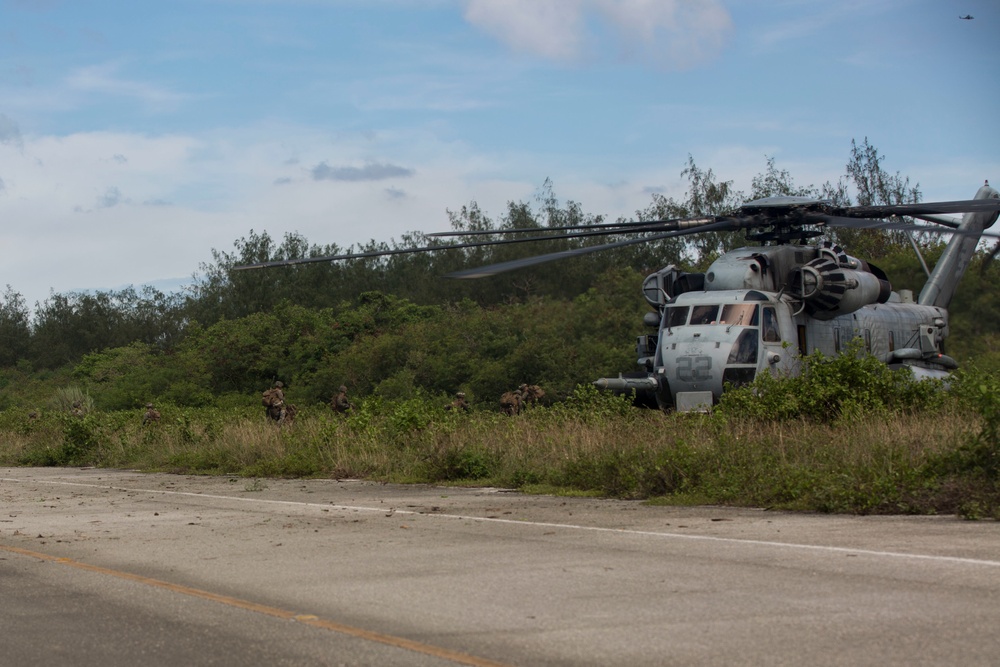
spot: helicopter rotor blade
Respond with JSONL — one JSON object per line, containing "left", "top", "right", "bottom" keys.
{"left": 233, "top": 199, "right": 1000, "bottom": 272}
{"left": 233, "top": 217, "right": 723, "bottom": 271}
{"left": 445, "top": 219, "right": 739, "bottom": 279}
{"left": 425, "top": 215, "right": 719, "bottom": 238}
{"left": 816, "top": 214, "right": 1000, "bottom": 238}
{"left": 230, "top": 226, "right": 647, "bottom": 270}
{"left": 428, "top": 227, "right": 601, "bottom": 237}
{"left": 425, "top": 222, "right": 664, "bottom": 239}
{"left": 232, "top": 245, "right": 441, "bottom": 270}
{"left": 842, "top": 198, "right": 1000, "bottom": 218}
{"left": 910, "top": 213, "right": 960, "bottom": 228}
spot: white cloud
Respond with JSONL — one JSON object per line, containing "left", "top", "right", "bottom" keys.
{"left": 595, "top": 0, "right": 733, "bottom": 69}
{"left": 3, "top": 119, "right": 991, "bottom": 311}
{"left": 66, "top": 62, "right": 189, "bottom": 111}
{"left": 463, "top": 0, "right": 733, "bottom": 69}
{"left": 464, "top": 0, "right": 587, "bottom": 62}
{"left": 0, "top": 124, "right": 691, "bottom": 308}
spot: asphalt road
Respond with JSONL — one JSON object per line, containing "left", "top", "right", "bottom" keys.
{"left": 1, "top": 467, "right": 998, "bottom": 666}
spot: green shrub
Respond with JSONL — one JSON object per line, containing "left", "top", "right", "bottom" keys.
{"left": 57, "top": 414, "right": 101, "bottom": 465}
{"left": 49, "top": 386, "right": 94, "bottom": 415}
{"left": 423, "top": 444, "right": 495, "bottom": 481}
{"left": 718, "top": 341, "right": 943, "bottom": 423}
{"left": 547, "top": 384, "right": 636, "bottom": 422}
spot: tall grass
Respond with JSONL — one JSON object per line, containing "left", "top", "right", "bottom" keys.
{"left": 3, "top": 348, "right": 999, "bottom": 519}
{"left": 1, "top": 377, "right": 995, "bottom": 517}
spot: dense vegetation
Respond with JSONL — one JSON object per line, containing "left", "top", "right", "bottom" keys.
{"left": 2, "top": 357, "right": 997, "bottom": 519}
{"left": 1, "top": 139, "right": 998, "bottom": 517}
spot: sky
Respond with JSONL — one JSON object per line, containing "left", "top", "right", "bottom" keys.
{"left": 1, "top": 0, "right": 998, "bottom": 309}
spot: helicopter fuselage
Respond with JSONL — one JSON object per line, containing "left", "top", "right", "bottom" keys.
{"left": 598, "top": 237, "right": 960, "bottom": 411}
{"left": 637, "top": 286, "right": 950, "bottom": 411}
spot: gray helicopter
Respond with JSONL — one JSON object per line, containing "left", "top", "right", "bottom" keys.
{"left": 590, "top": 181, "right": 1000, "bottom": 410}
{"left": 236, "top": 181, "right": 1000, "bottom": 411}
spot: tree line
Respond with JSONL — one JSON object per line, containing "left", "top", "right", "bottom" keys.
{"left": 1, "top": 139, "right": 997, "bottom": 408}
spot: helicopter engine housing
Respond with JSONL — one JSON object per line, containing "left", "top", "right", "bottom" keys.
{"left": 789, "top": 256, "right": 892, "bottom": 319}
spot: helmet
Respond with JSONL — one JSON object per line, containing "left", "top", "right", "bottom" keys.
{"left": 146, "top": 403, "right": 153, "bottom": 408}
{"left": 274, "top": 381, "right": 284, "bottom": 388}
{"left": 339, "top": 385, "right": 347, "bottom": 393}
{"left": 456, "top": 392, "right": 466, "bottom": 398}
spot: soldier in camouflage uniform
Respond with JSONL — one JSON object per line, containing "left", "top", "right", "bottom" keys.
{"left": 499, "top": 390, "right": 522, "bottom": 416}
{"left": 262, "top": 381, "right": 288, "bottom": 423}
{"left": 446, "top": 391, "right": 470, "bottom": 412}
{"left": 330, "top": 385, "right": 352, "bottom": 415}
{"left": 143, "top": 403, "right": 161, "bottom": 424}
{"left": 519, "top": 383, "right": 545, "bottom": 408}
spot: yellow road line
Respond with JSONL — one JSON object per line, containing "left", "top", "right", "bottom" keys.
{"left": 1, "top": 543, "right": 512, "bottom": 667}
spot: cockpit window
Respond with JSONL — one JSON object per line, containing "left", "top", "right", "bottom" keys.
{"left": 720, "top": 304, "right": 758, "bottom": 327}
{"left": 664, "top": 304, "right": 761, "bottom": 327}
{"left": 663, "top": 306, "right": 690, "bottom": 329}
{"left": 727, "top": 329, "right": 759, "bottom": 364}
{"left": 689, "top": 305, "right": 719, "bottom": 325}
{"left": 762, "top": 306, "right": 780, "bottom": 342}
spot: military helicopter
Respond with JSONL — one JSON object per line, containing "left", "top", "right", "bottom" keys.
{"left": 236, "top": 181, "right": 1000, "bottom": 411}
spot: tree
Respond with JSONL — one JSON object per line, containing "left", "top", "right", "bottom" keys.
{"left": 821, "top": 137, "right": 922, "bottom": 259}
{"left": 0, "top": 286, "right": 31, "bottom": 367}
{"left": 631, "top": 156, "right": 746, "bottom": 270}
{"left": 749, "top": 156, "right": 818, "bottom": 200}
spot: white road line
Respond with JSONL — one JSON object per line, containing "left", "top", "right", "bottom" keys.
{"left": 4, "top": 476, "right": 1000, "bottom": 568}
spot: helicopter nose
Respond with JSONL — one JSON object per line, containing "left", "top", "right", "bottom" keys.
{"left": 666, "top": 345, "right": 731, "bottom": 397}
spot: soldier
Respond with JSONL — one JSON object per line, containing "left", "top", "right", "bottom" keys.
{"left": 143, "top": 403, "right": 161, "bottom": 424}
{"left": 519, "top": 383, "right": 545, "bottom": 408}
{"left": 262, "top": 381, "right": 287, "bottom": 423}
{"left": 499, "top": 390, "right": 522, "bottom": 416}
{"left": 330, "top": 385, "right": 352, "bottom": 415}
{"left": 70, "top": 400, "right": 86, "bottom": 418}
{"left": 446, "top": 391, "right": 470, "bottom": 412}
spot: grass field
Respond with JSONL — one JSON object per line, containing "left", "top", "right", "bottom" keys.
{"left": 2, "top": 375, "right": 997, "bottom": 519}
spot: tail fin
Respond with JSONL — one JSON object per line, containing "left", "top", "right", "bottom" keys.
{"left": 918, "top": 181, "right": 1000, "bottom": 308}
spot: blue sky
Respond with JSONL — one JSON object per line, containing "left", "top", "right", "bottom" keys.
{"left": 1, "top": 0, "right": 998, "bottom": 308}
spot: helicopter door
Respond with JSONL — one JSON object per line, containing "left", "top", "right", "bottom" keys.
{"left": 760, "top": 306, "right": 785, "bottom": 374}
{"left": 762, "top": 306, "right": 780, "bottom": 344}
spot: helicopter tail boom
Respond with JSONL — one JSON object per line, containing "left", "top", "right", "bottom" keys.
{"left": 918, "top": 182, "right": 1000, "bottom": 308}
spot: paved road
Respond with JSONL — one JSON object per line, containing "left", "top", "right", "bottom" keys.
{"left": 1, "top": 468, "right": 999, "bottom": 666}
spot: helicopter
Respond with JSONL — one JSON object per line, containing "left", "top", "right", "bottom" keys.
{"left": 235, "top": 181, "right": 1000, "bottom": 412}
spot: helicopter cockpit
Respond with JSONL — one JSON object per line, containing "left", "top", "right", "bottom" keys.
{"left": 662, "top": 302, "right": 760, "bottom": 329}
{"left": 644, "top": 290, "right": 788, "bottom": 410}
